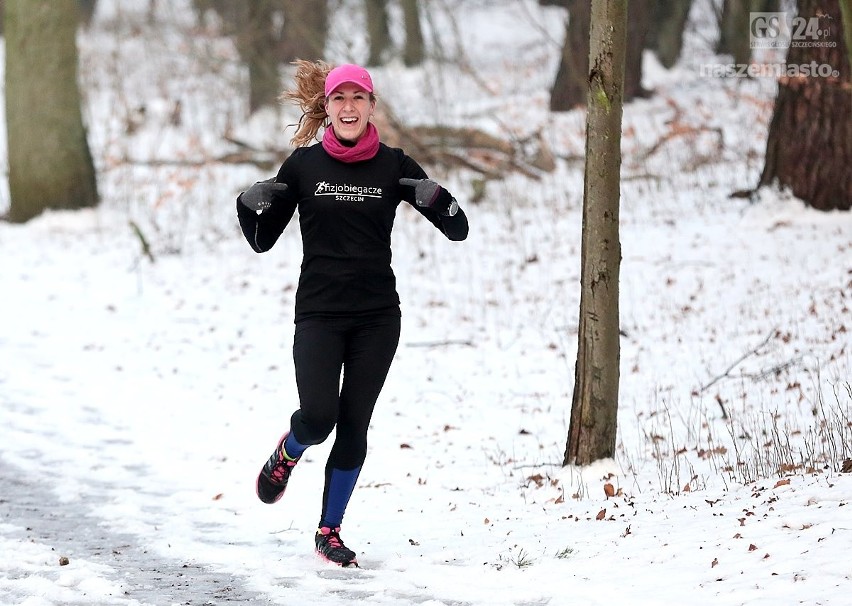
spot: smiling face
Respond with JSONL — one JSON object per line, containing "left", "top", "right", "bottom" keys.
{"left": 325, "top": 84, "right": 375, "bottom": 143}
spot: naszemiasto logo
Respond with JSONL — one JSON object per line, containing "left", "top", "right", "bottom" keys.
{"left": 750, "top": 12, "right": 836, "bottom": 49}
{"left": 314, "top": 181, "right": 383, "bottom": 202}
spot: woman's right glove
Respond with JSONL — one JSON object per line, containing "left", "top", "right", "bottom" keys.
{"left": 239, "top": 178, "right": 289, "bottom": 212}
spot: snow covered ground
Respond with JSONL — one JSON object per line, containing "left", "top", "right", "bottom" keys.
{"left": 1, "top": 1, "right": 850, "bottom": 605}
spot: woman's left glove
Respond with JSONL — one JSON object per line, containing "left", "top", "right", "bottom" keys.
{"left": 239, "top": 178, "right": 289, "bottom": 212}
{"left": 399, "top": 178, "right": 458, "bottom": 216}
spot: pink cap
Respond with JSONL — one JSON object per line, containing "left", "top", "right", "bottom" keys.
{"left": 324, "top": 64, "right": 374, "bottom": 96}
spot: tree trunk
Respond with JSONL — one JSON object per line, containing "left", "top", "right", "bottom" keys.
{"left": 77, "top": 0, "right": 97, "bottom": 27}
{"left": 549, "top": 0, "right": 648, "bottom": 111}
{"left": 233, "top": 1, "right": 280, "bottom": 114}
{"left": 402, "top": 0, "right": 424, "bottom": 66}
{"left": 758, "top": 0, "right": 851, "bottom": 211}
{"left": 365, "top": 0, "right": 391, "bottom": 66}
{"left": 5, "top": 0, "right": 98, "bottom": 223}
{"left": 2, "top": 1, "right": 99, "bottom": 38}
{"left": 565, "top": 0, "right": 625, "bottom": 466}
{"left": 278, "top": 0, "right": 328, "bottom": 62}
{"left": 716, "top": 0, "right": 751, "bottom": 64}
{"left": 841, "top": 0, "right": 852, "bottom": 73}
{"left": 550, "top": 0, "right": 590, "bottom": 110}
{"left": 648, "top": 0, "right": 693, "bottom": 68}
{"left": 755, "top": 0, "right": 781, "bottom": 9}
{"left": 625, "top": 0, "right": 652, "bottom": 98}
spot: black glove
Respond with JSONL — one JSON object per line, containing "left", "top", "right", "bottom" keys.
{"left": 399, "top": 178, "right": 456, "bottom": 216}
{"left": 239, "top": 178, "right": 289, "bottom": 212}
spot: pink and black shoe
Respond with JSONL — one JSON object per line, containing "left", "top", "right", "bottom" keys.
{"left": 315, "top": 526, "right": 358, "bottom": 567}
{"left": 256, "top": 433, "right": 299, "bottom": 504}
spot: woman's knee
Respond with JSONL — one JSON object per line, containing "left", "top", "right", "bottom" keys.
{"left": 290, "top": 409, "right": 336, "bottom": 445}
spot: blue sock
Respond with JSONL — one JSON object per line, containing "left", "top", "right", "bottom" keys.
{"left": 282, "top": 432, "right": 308, "bottom": 460}
{"left": 321, "top": 467, "right": 362, "bottom": 529}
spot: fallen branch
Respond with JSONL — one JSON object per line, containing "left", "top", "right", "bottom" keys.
{"left": 737, "top": 357, "right": 803, "bottom": 381}
{"left": 639, "top": 124, "right": 724, "bottom": 162}
{"left": 122, "top": 150, "right": 279, "bottom": 171}
{"left": 639, "top": 97, "right": 724, "bottom": 162}
{"left": 375, "top": 104, "right": 552, "bottom": 179}
{"left": 698, "top": 328, "right": 778, "bottom": 394}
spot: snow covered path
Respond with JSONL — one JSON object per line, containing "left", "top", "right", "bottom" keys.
{"left": 3, "top": 1, "right": 852, "bottom": 604}
{"left": 0, "top": 457, "right": 273, "bottom": 606}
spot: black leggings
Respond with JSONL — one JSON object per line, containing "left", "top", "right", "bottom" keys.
{"left": 289, "top": 314, "right": 401, "bottom": 471}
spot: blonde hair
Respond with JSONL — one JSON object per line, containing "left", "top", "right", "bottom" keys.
{"left": 282, "top": 59, "right": 378, "bottom": 148}
{"left": 282, "top": 59, "right": 333, "bottom": 147}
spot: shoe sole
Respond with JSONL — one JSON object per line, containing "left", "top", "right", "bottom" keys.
{"left": 316, "top": 551, "right": 359, "bottom": 568}
{"left": 255, "top": 474, "right": 286, "bottom": 504}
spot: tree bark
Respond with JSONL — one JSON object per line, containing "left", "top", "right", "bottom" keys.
{"left": 565, "top": 0, "right": 625, "bottom": 466}
{"left": 841, "top": 0, "right": 852, "bottom": 74}
{"left": 716, "top": 0, "right": 751, "bottom": 65}
{"left": 549, "top": 0, "right": 648, "bottom": 111}
{"left": 550, "top": 0, "right": 590, "bottom": 110}
{"left": 77, "top": 0, "right": 97, "bottom": 27}
{"left": 755, "top": 0, "right": 781, "bottom": 9}
{"left": 625, "top": 0, "right": 652, "bottom": 98}
{"left": 278, "top": 0, "right": 328, "bottom": 62}
{"left": 233, "top": 1, "right": 281, "bottom": 114}
{"left": 5, "top": 0, "right": 98, "bottom": 223}
{"left": 648, "top": 0, "right": 693, "bottom": 68}
{"left": 758, "top": 0, "right": 851, "bottom": 211}
{"left": 402, "top": 0, "right": 425, "bottom": 66}
{"left": 365, "top": 0, "right": 391, "bottom": 66}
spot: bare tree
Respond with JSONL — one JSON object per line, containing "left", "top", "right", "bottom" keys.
{"left": 402, "top": 0, "right": 424, "bottom": 66}
{"left": 2, "top": 0, "right": 100, "bottom": 35}
{"left": 625, "top": 0, "right": 652, "bottom": 98}
{"left": 193, "top": 0, "right": 329, "bottom": 114}
{"left": 233, "top": 1, "right": 281, "bottom": 113}
{"left": 545, "top": 0, "right": 649, "bottom": 111}
{"left": 565, "top": 0, "right": 626, "bottom": 466}
{"left": 758, "top": 0, "right": 851, "bottom": 210}
{"left": 840, "top": 0, "right": 852, "bottom": 71}
{"left": 755, "top": 0, "right": 781, "bottom": 9}
{"left": 365, "top": 0, "right": 391, "bottom": 66}
{"left": 547, "top": 0, "right": 589, "bottom": 110}
{"left": 5, "top": 0, "right": 98, "bottom": 223}
{"left": 647, "top": 0, "right": 693, "bottom": 68}
{"left": 365, "top": 0, "right": 424, "bottom": 67}
{"left": 77, "top": 0, "right": 97, "bottom": 27}
{"left": 716, "top": 0, "right": 751, "bottom": 65}
{"left": 279, "top": 0, "right": 328, "bottom": 62}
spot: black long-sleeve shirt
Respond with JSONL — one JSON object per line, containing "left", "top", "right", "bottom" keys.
{"left": 237, "top": 142, "right": 468, "bottom": 321}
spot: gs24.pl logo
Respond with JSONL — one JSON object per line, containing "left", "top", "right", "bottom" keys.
{"left": 750, "top": 12, "right": 836, "bottom": 49}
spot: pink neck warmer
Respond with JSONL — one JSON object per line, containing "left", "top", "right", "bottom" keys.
{"left": 322, "top": 123, "right": 380, "bottom": 163}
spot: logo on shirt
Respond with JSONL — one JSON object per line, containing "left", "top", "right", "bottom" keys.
{"left": 315, "top": 181, "right": 383, "bottom": 202}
